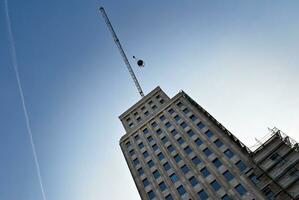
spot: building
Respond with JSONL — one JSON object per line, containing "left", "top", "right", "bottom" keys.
{"left": 119, "top": 87, "right": 298, "bottom": 200}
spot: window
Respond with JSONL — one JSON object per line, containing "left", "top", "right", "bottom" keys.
{"left": 129, "top": 149, "right": 135, "bottom": 156}
{"left": 203, "top": 148, "right": 212, "bottom": 157}
{"left": 183, "top": 108, "right": 189, "bottom": 114}
{"left": 210, "top": 180, "right": 221, "bottom": 191}
{"left": 235, "top": 184, "right": 247, "bottom": 196}
{"left": 163, "top": 162, "right": 171, "bottom": 171}
{"left": 189, "top": 176, "right": 198, "bottom": 187}
{"left": 160, "top": 115, "right": 166, "bottom": 121}
{"left": 138, "top": 142, "right": 144, "bottom": 149}
{"left": 128, "top": 122, "right": 134, "bottom": 128}
{"left": 177, "top": 137, "right": 185, "bottom": 145}
{"left": 141, "top": 106, "right": 145, "bottom": 111}
{"left": 170, "top": 129, "right": 177, "bottom": 137}
{"left": 184, "top": 146, "right": 192, "bottom": 154}
{"left": 148, "top": 100, "right": 153, "bottom": 105}
{"left": 151, "top": 121, "right": 157, "bottom": 127}
{"left": 142, "top": 178, "right": 149, "bottom": 187}
{"left": 190, "top": 114, "right": 197, "bottom": 121}
{"left": 156, "top": 95, "right": 160, "bottom": 99}
{"left": 214, "top": 139, "right": 223, "bottom": 147}
{"left": 177, "top": 102, "right": 183, "bottom": 107}
{"left": 160, "top": 99, "right": 165, "bottom": 104}
{"left": 144, "top": 110, "right": 149, "bottom": 116}
{"left": 147, "top": 136, "right": 153, "bottom": 142}
{"left": 197, "top": 122, "right": 205, "bottom": 129}
{"left": 126, "top": 117, "right": 131, "bottom": 122}
{"left": 134, "top": 135, "right": 140, "bottom": 141}
{"left": 249, "top": 173, "right": 259, "bottom": 184}
{"left": 143, "top": 151, "right": 149, "bottom": 158}
{"left": 161, "top": 136, "right": 168, "bottom": 144}
{"left": 159, "top": 181, "right": 167, "bottom": 191}
{"left": 152, "top": 104, "right": 157, "bottom": 110}
{"left": 147, "top": 160, "right": 154, "bottom": 168}
{"left": 270, "top": 153, "right": 281, "bottom": 162}
{"left": 195, "top": 138, "right": 203, "bottom": 146}
{"left": 236, "top": 160, "right": 246, "bottom": 172}
{"left": 262, "top": 187, "right": 274, "bottom": 200}
{"left": 167, "top": 145, "right": 175, "bottom": 153}
{"left": 152, "top": 144, "right": 158, "bottom": 151}
{"left": 136, "top": 116, "right": 141, "bottom": 122}
{"left": 170, "top": 173, "right": 179, "bottom": 183}
{"left": 187, "top": 129, "right": 194, "bottom": 137}
{"left": 138, "top": 168, "right": 144, "bottom": 176}
{"left": 224, "top": 149, "right": 234, "bottom": 158}
{"left": 168, "top": 108, "right": 175, "bottom": 114}
{"left": 223, "top": 170, "right": 234, "bottom": 181}
{"left": 153, "top": 170, "right": 160, "bottom": 179}
{"left": 147, "top": 190, "right": 155, "bottom": 200}
{"left": 134, "top": 112, "right": 138, "bottom": 116}
{"left": 165, "top": 122, "right": 171, "bottom": 128}
{"left": 133, "top": 158, "right": 139, "bottom": 166}
{"left": 165, "top": 194, "right": 173, "bottom": 200}
{"left": 200, "top": 167, "right": 210, "bottom": 177}
{"left": 174, "top": 115, "right": 181, "bottom": 122}
{"left": 198, "top": 190, "right": 208, "bottom": 200}
{"left": 212, "top": 158, "right": 222, "bottom": 168}
{"left": 126, "top": 141, "right": 131, "bottom": 148}
{"left": 143, "top": 128, "right": 149, "bottom": 134}
{"left": 222, "top": 194, "right": 232, "bottom": 200}
{"left": 180, "top": 122, "right": 188, "bottom": 129}
{"left": 192, "top": 156, "right": 201, "bottom": 165}
{"left": 174, "top": 154, "right": 182, "bottom": 163}
{"left": 205, "top": 130, "right": 213, "bottom": 138}
{"left": 180, "top": 165, "right": 189, "bottom": 174}
{"left": 157, "top": 152, "right": 164, "bottom": 160}
{"left": 156, "top": 128, "right": 162, "bottom": 134}
{"left": 177, "top": 185, "right": 186, "bottom": 196}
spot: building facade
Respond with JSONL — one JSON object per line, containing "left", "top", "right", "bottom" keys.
{"left": 119, "top": 87, "right": 298, "bottom": 200}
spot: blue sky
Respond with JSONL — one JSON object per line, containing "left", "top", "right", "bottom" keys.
{"left": 1, "top": 0, "right": 299, "bottom": 199}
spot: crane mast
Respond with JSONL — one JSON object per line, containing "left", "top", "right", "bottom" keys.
{"left": 99, "top": 7, "right": 145, "bottom": 98}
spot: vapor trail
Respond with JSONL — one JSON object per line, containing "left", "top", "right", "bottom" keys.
{"left": 3, "top": 1, "right": 47, "bottom": 200}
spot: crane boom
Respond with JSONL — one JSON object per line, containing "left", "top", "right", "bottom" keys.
{"left": 99, "top": 7, "right": 145, "bottom": 98}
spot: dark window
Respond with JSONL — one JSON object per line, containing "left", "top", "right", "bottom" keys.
{"left": 174, "top": 115, "right": 181, "bottom": 122}
{"left": 187, "top": 129, "right": 194, "bottom": 137}
{"left": 143, "top": 151, "right": 149, "bottom": 158}
{"left": 128, "top": 122, "right": 134, "bottom": 128}
{"left": 165, "top": 122, "right": 171, "bottom": 128}
{"left": 200, "top": 167, "right": 210, "bottom": 177}
{"left": 152, "top": 144, "right": 158, "bottom": 151}
{"left": 163, "top": 162, "right": 171, "bottom": 171}
{"left": 222, "top": 194, "right": 232, "bottom": 200}
{"left": 190, "top": 114, "right": 198, "bottom": 121}
{"left": 147, "top": 136, "right": 153, "bottom": 142}
{"left": 214, "top": 139, "right": 223, "bottom": 147}
{"left": 165, "top": 194, "right": 173, "bottom": 200}
{"left": 159, "top": 181, "right": 167, "bottom": 191}
{"left": 189, "top": 176, "right": 198, "bottom": 187}
{"left": 136, "top": 117, "right": 142, "bottom": 122}
{"left": 126, "top": 117, "right": 131, "bottom": 122}
{"left": 174, "top": 154, "right": 182, "bottom": 163}
{"left": 147, "top": 160, "right": 154, "bottom": 168}
{"left": 210, "top": 180, "right": 221, "bottom": 191}
{"left": 143, "top": 128, "right": 149, "bottom": 134}
{"left": 168, "top": 108, "right": 175, "bottom": 114}
{"left": 138, "top": 142, "right": 144, "bottom": 149}
{"left": 134, "top": 135, "right": 140, "bottom": 141}
{"left": 152, "top": 104, "right": 157, "bottom": 110}
{"left": 160, "top": 115, "right": 166, "bottom": 121}
{"left": 223, "top": 170, "right": 234, "bottom": 181}
{"left": 142, "top": 178, "right": 149, "bottom": 187}
{"left": 138, "top": 168, "right": 144, "bottom": 176}
{"left": 134, "top": 112, "right": 138, "bottom": 116}
{"left": 157, "top": 152, "right": 165, "bottom": 160}
{"left": 235, "top": 184, "right": 247, "bottom": 196}
{"left": 180, "top": 165, "right": 189, "bottom": 174}
{"left": 167, "top": 145, "right": 175, "bottom": 153}
{"left": 126, "top": 141, "right": 131, "bottom": 148}
{"left": 153, "top": 170, "right": 160, "bottom": 179}
{"left": 156, "top": 95, "right": 160, "bottom": 99}
{"left": 180, "top": 122, "right": 188, "bottom": 129}
{"left": 171, "top": 129, "right": 178, "bottom": 136}
{"left": 160, "top": 99, "right": 165, "bottom": 104}
{"left": 177, "top": 185, "right": 186, "bottom": 196}
{"left": 198, "top": 190, "right": 208, "bottom": 200}
{"left": 205, "top": 130, "right": 213, "bottom": 138}
{"left": 249, "top": 173, "right": 259, "bottom": 184}
{"left": 170, "top": 173, "right": 179, "bottom": 183}
{"left": 156, "top": 128, "right": 162, "bottom": 134}
{"left": 177, "top": 102, "right": 183, "bottom": 107}
{"left": 197, "top": 122, "right": 205, "bottom": 129}
{"left": 184, "top": 146, "right": 192, "bottom": 154}
{"left": 161, "top": 136, "right": 168, "bottom": 144}
{"left": 141, "top": 106, "right": 145, "bottom": 111}
{"left": 144, "top": 111, "right": 149, "bottom": 116}
{"left": 129, "top": 149, "right": 135, "bottom": 156}
{"left": 203, "top": 148, "right": 212, "bottom": 157}
{"left": 148, "top": 100, "right": 153, "bottom": 105}
{"left": 236, "top": 160, "right": 246, "bottom": 172}
{"left": 177, "top": 137, "right": 185, "bottom": 145}
{"left": 183, "top": 107, "right": 189, "bottom": 114}
{"left": 192, "top": 156, "right": 201, "bottom": 165}
{"left": 269, "top": 153, "right": 280, "bottom": 161}
{"left": 262, "top": 187, "right": 274, "bottom": 200}
{"left": 212, "top": 158, "right": 222, "bottom": 168}
{"left": 133, "top": 158, "right": 139, "bottom": 166}
{"left": 195, "top": 138, "right": 203, "bottom": 146}
{"left": 147, "top": 190, "right": 155, "bottom": 200}
{"left": 151, "top": 121, "right": 157, "bottom": 127}
{"left": 224, "top": 149, "right": 234, "bottom": 158}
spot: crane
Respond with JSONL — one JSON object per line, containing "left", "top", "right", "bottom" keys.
{"left": 99, "top": 7, "right": 145, "bottom": 98}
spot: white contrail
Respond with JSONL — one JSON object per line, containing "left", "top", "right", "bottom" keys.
{"left": 3, "top": 1, "right": 47, "bottom": 200}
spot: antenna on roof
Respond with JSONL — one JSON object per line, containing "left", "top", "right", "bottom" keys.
{"left": 99, "top": 6, "right": 145, "bottom": 98}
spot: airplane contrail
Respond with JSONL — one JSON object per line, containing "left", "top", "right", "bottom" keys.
{"left": 3, "top": 1, "right": 47, "bottom": 200}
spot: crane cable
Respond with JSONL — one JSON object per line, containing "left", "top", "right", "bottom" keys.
{"left": 3, "top": 1, "right": 47, "bottom": 200}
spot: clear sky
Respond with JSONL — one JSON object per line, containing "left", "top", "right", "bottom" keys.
{"left": 1, "top": 0, "right": 299, "bottom": 200}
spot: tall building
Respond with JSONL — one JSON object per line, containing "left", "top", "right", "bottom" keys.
{"left": 119, "top": 87, "right": 298, "bottom": 200}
